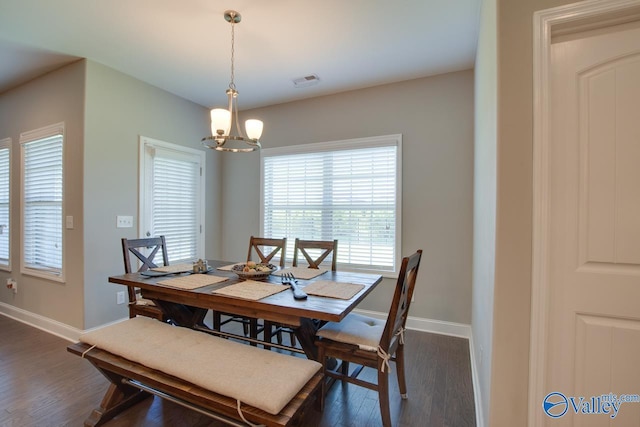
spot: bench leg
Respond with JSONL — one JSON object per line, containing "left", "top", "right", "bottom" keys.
{"left": 84, "top": 367, "right": 151, "bottom": 426}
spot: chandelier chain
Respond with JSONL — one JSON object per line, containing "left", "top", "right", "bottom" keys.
{"left": 229, "top": 19, "right": 236, "bottom": 90}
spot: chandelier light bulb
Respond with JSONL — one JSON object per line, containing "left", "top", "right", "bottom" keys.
{"left": 245, "top": 119, "right": 264, "bottom": 140}
{"left": 210, "top": 108, "right": 231, "bottom": 137}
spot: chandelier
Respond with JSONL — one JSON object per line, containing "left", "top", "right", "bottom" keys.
{"left": 202, "top": 10, "right": 263, "bottom": 152}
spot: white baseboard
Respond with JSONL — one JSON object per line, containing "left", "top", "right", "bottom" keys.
{"left": 353, "top": 308, "right": 471, "bottom": 338}
{"left": 468, "top": 332, "right": 484, "bottom": 427}
{"left": 0, "top": 302, "right": 83, "bottom": 342}
{"left": 0, "top": 302, "right": 126, "bottom": 342}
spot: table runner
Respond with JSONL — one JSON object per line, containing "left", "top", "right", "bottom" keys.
{"left": 272, "top": 266, "right": 328, "bottom": 280}
{"left": 212, "top": 280, "right": 289, "bottom": 301}
{"left": 302, "top": 280, "right": 365, "bottom": 300}
{"left": 157, "top": 274, "right": 228, "bottom": 290}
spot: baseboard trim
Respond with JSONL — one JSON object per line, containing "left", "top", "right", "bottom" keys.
{"left": 468, "top": 331, "right": 485, "bottom": 427}
{"left": 0, "top": 302, "right": 126, "bottom": 342}
{"left": 353, "top": 308, "right": 471, "bottom": 338}
{"left": 0, "top": 302, "right": 83, "bottom": 342}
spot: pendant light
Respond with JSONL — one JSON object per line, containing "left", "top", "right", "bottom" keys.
{"left": 202, "top": 10, "right": 263, "bottom": 152}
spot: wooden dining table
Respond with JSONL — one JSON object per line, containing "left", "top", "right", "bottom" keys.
{"left": 108, "top": 260, "right": 383, "bottom": 361}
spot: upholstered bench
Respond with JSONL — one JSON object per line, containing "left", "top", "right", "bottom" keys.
{"left": 68, "top": 317, "right": 323, "bottom": 427}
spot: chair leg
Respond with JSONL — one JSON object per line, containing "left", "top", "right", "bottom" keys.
{"left": 212, "top": 311, "right": 221, "bottom": 331}
{"left": 378, "top": 367, "right": 392, "bottom": 427}
{"left": 396, "top": 344, "right": 408, "bottom": 399}
{"left": 263, "top": 321, "right": 273, "bottom": 350}
{"left": 249, "top": 318, "right": 259, "bottom": 347}
{"left": 317, "top": 346, "right": 327, "bottom": 412}
{"left": 340, "top": 360, "right": 350, "bottom": 376}
{"left": 242, "top": 319, "right": 250, "bottom": 337}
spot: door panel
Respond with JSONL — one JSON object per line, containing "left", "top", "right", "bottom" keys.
{"left": 547, "top": 22, "right": 640, "bottom": 426}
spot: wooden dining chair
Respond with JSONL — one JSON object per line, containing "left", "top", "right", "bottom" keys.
{"left": 121, "top": 236, "right": 170, "bottom": 322}
{"left": 247, "top": 236, "right": 287, "bottom": 268}
{"left": 216, "top": 236, "right": 287, "bottom": 344}
{"left": 268, "top": 238, "right": 339, "bottom": 348}
{"left": 292, "top": 238, "right": 338, "bottom": 271}
{"left": 314, "top": 249, "right": 422, "bottom": 427}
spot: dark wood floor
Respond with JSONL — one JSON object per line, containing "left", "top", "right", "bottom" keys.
{"left": 0, "top": 314, "right": 475, "bottom": 426}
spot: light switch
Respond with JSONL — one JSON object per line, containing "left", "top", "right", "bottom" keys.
{"left": 116, "top": 215, "right": 134, "bottom": 228}
{"left": 65, "top": 216, "right": 74, "bottom": 229}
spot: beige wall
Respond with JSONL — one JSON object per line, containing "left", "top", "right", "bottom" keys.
{"left": 488, "top": 0, "right": 579, "bottom": 426}
{"left": 0, "top": 59, "right": 221, "bottom": 329}
{"left": 0, "top": 61, "right": 86, "bottom": 328}
{"left": 82, "top": 60, "right": 221, "bottom": 329}
{"left": 472, "top": 0, "right": 497, "bottom": 425}
{"left": 220, "top": 71, "right": 475, "bottom": 324}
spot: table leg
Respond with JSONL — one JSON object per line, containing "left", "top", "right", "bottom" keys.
{"left": 152, "top": 300, "right": 208, "bottom": 329}
{"left": 294, "top": 318, "right": 337, "bottom": 370}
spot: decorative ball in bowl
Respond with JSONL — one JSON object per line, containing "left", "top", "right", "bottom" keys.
{"left": 232, "top": 262, "right": 277, "bottom": 280}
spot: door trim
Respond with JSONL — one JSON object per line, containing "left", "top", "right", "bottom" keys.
{"left": 530, "top": 1, "right": 640, "bottom": 426}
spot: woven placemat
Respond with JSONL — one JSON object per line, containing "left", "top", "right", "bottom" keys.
{"left": 271, "top": 267, "right": 328, "bottom": 280}
{"left": 151, "top": 263, "right": 193, "bottom": 274}
{"left": 302, "top": 280, "right": 365, "bottom": 300}
{"left": 157, "top": 274, "right": 228, "bottom": 290}
{"left": 212, "top": 280, "right": 289, "bottom": 301}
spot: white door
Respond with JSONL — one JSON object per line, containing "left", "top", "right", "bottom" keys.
{"left": 139, "top": 136, "right": 206, "bottom": 263}
{"left": 545, "top": 21, "right": 640, "bottom": 426}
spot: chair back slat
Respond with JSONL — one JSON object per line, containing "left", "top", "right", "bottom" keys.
{"left": 121, "top": 236, "right": 169, "bottom": 303}
{"left": 247, "top": 236, "right": 287, "bottom": 267}
{"left": 380, "top": 250, "right": 422, "bottom": 353}
{"left": 292, "top": 238, "right": 338, "bottom": 271}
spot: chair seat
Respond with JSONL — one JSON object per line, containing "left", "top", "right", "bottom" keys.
{"left": 316, "top": 313, "right": 385, "bottom": 352}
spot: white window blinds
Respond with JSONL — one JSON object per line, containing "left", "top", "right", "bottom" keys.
{"left": 140, "top": 137, "right": 205, "bottom": 264}
{"left": 21, "top": 124, "right": 64, "bottom": 279}
{"left": 262, "top": 135, "right": 401, "bottom": 274}
{"left": 152, "top": 153, "right": 200, "bottom": 261}
{"left": 0, "top": 139, "right": 10, "bottom": 269}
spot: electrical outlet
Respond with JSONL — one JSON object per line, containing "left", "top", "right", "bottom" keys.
{"left": 116, "top": 215, "right": 133, "bottom": 228}
{"left": 117, "top": 291, "right": 125, "bottom": 305}
{"left": 6, "top": 278, "right": 17, "bottom": 294}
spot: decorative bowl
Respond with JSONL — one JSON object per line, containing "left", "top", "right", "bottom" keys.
{"left": 231, "top": 263, "right": 277, "bottom": 280}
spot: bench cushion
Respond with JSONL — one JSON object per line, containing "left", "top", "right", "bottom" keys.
{"left": 79, "top": 317, "right": 321, "bottom": 415}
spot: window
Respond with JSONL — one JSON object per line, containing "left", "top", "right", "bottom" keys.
{"left": 261, "top": 134, "right": 402, "bottom": 275}
{"left": 0, "top": 138, "right": 10, "bottom": 271}
{"left": 140, "top": 136, "right": 205, "bottom": 263}
{"left": 20, "top": 123, "right": 64, "bottom": 280}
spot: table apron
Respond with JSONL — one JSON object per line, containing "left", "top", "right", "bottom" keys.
{"left": 141, "top": 289, "right": 303, "bottom": 327}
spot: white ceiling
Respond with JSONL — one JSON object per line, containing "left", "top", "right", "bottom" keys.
{"left": 0, "top": 0, "right": 481, "bottom": 110}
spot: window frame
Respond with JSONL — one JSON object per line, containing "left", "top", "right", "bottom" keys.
{"left": 0, "top": 138, "right": 11, "bottom": 272}
{"left": 19, "top": 122, "right": 65, "bottom": 282}
{"left": 260, "top": 134, "right": 402, "bottom": 276}
{"left": 139, "top": 136, "right": 206, "bottom": 263}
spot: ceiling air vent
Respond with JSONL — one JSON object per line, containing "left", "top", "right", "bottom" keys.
{"left": 292, "top": 74, "right": 320, "bottom": 88}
